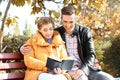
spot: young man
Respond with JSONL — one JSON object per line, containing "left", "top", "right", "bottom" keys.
{"left": 20, "top": 6, "right": 114, "bottom": 80}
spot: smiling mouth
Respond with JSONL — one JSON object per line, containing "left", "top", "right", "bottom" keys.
{"left": 46, "top": 35, "right": 52, "bottom": 37}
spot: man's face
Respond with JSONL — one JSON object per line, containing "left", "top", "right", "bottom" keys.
{"left": 61, "top": 14, "right": 76, "bottom": 35}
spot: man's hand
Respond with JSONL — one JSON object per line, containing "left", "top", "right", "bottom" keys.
{"left": 20, "top": 44, "right": 32, "bottom": 55}
{"left": 93, "top": 59, "right": 102, "bottom": 70}
{"left": 68, "top": 69, "right": 84, "bottom": 80}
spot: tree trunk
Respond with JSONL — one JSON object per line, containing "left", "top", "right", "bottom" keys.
{"left": 0, "top": 0, "right": 11, "bottom": 52}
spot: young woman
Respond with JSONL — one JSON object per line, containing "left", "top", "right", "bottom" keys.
{"left": 23, "top": 17, "right": 71, "bottom": 80}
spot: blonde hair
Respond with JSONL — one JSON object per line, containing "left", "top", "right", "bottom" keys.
{"left": 37, "top": 17, "right": 54, "bottom": 29}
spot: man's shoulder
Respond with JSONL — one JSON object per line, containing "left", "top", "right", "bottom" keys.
{"left": 54, "top": 26, "right": 65, "bottom": 35}
{"left": 76, "top": 24, "right": 90, "bottom": 32}
{"left": 55, "top": 26, "right": 64, "bottom": 31}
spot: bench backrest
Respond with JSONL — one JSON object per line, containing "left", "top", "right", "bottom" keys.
{"left": 0, "top": 53, "right": 26, "bottom": 80}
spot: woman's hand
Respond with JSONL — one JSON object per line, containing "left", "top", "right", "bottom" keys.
{"left": 53, "top": 68, "right": 62, "bottom": 74}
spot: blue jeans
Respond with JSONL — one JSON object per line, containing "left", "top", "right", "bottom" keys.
{"left": 88, "top": 71, "right": 114, "bottom": 80}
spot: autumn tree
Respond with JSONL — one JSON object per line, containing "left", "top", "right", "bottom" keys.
{"left": 0, "top": 0, "right": 12, "bottom": 52}
{"left": 0, "top": 0, "right": 30, "bottom": 52}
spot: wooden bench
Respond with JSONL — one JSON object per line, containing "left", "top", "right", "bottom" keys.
{"left": 0, "top": 53, "right": 26, "bottom": 80}
{"left": 0, "top": 53, "right": 118, "bottom": 80}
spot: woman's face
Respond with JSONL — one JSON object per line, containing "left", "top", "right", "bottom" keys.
{"left": 39, "top": 23, "right": 54, "bottom": 41}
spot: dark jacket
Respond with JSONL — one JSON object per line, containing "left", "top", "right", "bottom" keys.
{"left": 55, "top": 24, "right": 97, "bottom": 75}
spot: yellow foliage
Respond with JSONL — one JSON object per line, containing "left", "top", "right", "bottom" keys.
{"left": 0, "top": 12, "right": 2, "bottom": 17}
{"left": 5, "top": 16, "right": 18, "bottom": 27}
{"left": 26, "top": 0, "right": 31, "bottom": 5}
{"left": 34, "top": 17, "right": 39, "bottom": 25}
{"left": 53, "top": 11, "right": 60, "bottom": 18}
{"left": 63, "top": 0, "right": 69, "bottom": 5}
{"left": 95, "top": 0, "right": 103, "bottom": 4}
{"left": 93, "top": 3, "right": 100, "bottom": 10}
{"left": 31, "top": 6, "right": 42, "bottom": 14}
{"left": 76, "top": 5, "right": 81, "bottom": 15}
{"left": 11, "top": 18, "right": 18, "bottom": 26}
{"left": 5, "top": 17, "right": 12, "bottom": 27}
{"left": 76, "top": 9, "right": 80, "bottom": 15}
{"left": 72, "top": 0, "right": 77, "bottom": 4}
{"left": 12, "top": 0, "right": 25, "bottom": 6}
{"left": 38, "top": 2, "right": 44, "bottom": 8}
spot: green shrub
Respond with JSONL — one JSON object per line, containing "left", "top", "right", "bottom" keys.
{"left": 3, "top": 35, "right": 30, "bottom": 53}
{"left": 94, "top": 39, "right": 111, "bottom": 60}
{"left": 103, "top": 34, "right": 120, "bottom": 77}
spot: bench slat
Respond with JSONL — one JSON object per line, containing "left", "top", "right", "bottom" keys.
{"left": 0, "top": 53, "right": 26, "bottom": 80}
{"left": 0, "top": 73, "right": 25, "bottom": 79}
{"left": 0, "top": 62, "right": 26, "bottom": 70}
{"left": 0, "top": 53, "right": 23, "bottom": 60}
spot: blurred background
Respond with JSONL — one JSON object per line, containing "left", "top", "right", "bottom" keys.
{"left": 0, "top": 0, "right": 120, "bottom": 77}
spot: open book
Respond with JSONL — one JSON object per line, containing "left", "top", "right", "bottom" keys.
{"left": 46, "top": 57, "right": 74, "bottom": 70}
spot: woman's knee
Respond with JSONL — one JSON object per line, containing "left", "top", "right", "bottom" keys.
{"left": 38, "top": 73, "right": 50, "bottom": 80}
{"left": 38, "top": 73, "right": 67, "bottom": 80}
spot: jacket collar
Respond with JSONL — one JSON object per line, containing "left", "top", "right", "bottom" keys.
{"left": 33, "top": 30, "right": 64, "bottom": 47}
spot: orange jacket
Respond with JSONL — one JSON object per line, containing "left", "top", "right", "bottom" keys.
{"left": 24, "top": 30, "right": 72, "bottom": 80}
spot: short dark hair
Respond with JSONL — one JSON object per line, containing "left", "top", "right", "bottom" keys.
{"left": 37, "top": 17, "right": 54, "bottom": 29}
{"left": 61, "top": 6, "right": 75, "bottom": 15}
